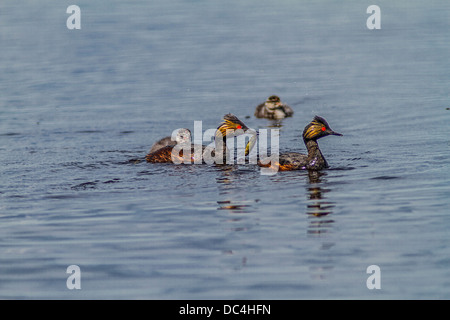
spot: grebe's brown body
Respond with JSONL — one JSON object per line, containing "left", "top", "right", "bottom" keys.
{"left": 258, "top": 116, "right": 342, "bottom": 171}
{"left": 145, "top": 114, "right": 253, "bottom": 164}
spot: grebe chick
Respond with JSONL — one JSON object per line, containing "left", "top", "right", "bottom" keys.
{"left": 254, "top": 95, "right": 294, "bottom": 119}
{"left": 146, "top": 128, "right": 197, "bottom": 163}
{"left": 148, "top": 128, "right": 191, "bottom": 154}
{"left": 258, "top": 116, "right": 342, "bottom": 171}
{"left": 145, "top": 114, "right": 255, "bottom": 164}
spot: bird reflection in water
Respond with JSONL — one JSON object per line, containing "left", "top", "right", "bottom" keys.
{"left": 214, "top": 165, "right": 259, "bottom": 231}
{"left": 217, "top": 199, "right": 251, "bottom": 270}
{"left": 217, "top": 200, "right": 252, "bottom": 214}
{"left": 215, "top": 166, "right": 258, "bottom": 270}
{"left": 306, "top": 170, "right": 335, "bottom": 235}
{"left": 305, "top": 170, "right": 336, "bottom": 280}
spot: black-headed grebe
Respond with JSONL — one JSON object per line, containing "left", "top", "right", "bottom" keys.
{"left": 148, "top": 128, "right": 191, "bottom": 154}
{"left": 206, "top": 113, "right": 256, "bottom": 163}
{"left": 145, "top": 114, "right": 254, "bottom": 164}
{"left": 258, "top": 116, "right": 342, "bottom": 171}
{"left": 254, "top": 95, "right": 294, "bottom": 119}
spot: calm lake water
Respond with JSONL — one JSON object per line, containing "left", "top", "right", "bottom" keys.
{"left": 0, "top": 0, "right": 449, "bottom": 299}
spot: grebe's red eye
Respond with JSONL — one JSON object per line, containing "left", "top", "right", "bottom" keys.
{"left": 236, "top": 125, "right": 242, "bottom": 129}
{"left": 321, "top": 126, "right": 326, "bottom": 131}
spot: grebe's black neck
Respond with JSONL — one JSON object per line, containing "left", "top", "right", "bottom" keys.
{"left": 304, "top": 139, "right": 328, "bottom": 169}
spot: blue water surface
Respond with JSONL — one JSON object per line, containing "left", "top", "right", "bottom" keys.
{"left": 0, "top": 0, "right": 449, "bottom": 299}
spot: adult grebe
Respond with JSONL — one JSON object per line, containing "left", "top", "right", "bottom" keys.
{"left": 258, "top": 116, "right": 342, "bottom": 171}
{"left": 254, "top": 95, "right": 294, "bottom": 119}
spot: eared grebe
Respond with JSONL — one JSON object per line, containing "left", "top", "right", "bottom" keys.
{"left": 148, "top": 128, "right": 191, "bottom": 154}
{"left": 145, "top": 114, "right": 254, "bottom": 164}
{"left": 254, "top": 95, "right": 294, "bottom": 119}
{"left": 258, "top": 116, "right": 342, "bottom": 171}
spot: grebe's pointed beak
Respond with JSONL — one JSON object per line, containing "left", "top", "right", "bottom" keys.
{"left": 330, "top": 130, "right": 343, "bottom": 136}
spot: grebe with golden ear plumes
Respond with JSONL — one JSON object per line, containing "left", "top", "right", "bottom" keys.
{"left": 145, "top": 114, "right": 255, "bottom": 164}
{"left": 203, "top": 113, "right": 256, "bottom": 164}
{"left": 254, "top": 95, "right": 294, "bottom": 119}
{"left": 258, "top": 116, "right": 342, "bottom": 171}
{"left": 148, "top": 128, "right": 191, "bottom": 154}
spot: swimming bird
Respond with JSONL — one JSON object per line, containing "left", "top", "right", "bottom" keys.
{"left": 145, "top": 114, "right": 255, "bottom": 164}
{"left": 258, "top": 116, "right": 342, "bottom": 171}
{"left": 148, "top": 128, "right": 191, "bottom": 154}
{"left": 254, "top": 95, "right": 294, "bottom": 119}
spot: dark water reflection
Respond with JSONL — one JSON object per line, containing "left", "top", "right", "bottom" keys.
{"left": 306, "top": 171, "right": 335, "bottom": 233}
{"left": 305, "top": 171, "right": 336, "bottom": 280}
{"left": 217, "top": 200, "right": 253, "bottom": 213}
{"left": 215, "top": 165, "right": 258, "bottom": 215}
{"left": 1, "top": 0, "right": 449, "bottom": 299}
